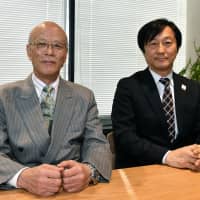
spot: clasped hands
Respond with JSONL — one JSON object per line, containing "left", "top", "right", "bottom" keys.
{"left": 165, "top": 144, "right": 200, "bottom": 171}
{"left": 17, "top": 160, "right": 91, "bottom": 197}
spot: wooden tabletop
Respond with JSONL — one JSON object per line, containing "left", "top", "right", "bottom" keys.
{"left": 1, "top": 164, "right": 200, "bottom": 199}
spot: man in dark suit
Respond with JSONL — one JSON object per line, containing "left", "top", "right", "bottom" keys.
{"left": 0, "top": 21, "right": 112, "bottom": 196}
{"left": 112, "top": 18, "right": 200, "bottom": 169}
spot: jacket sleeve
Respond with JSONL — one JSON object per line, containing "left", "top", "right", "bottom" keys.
{"left": 80, "top": 90, "right": 112, "bottom": 181}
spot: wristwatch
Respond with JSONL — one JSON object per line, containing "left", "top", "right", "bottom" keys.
{"left": 86, "top": 163, "right": 100, "bottom": 185}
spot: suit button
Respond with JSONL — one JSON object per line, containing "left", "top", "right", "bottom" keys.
{"left": 18, "top": 147, "right": 24, "bottom": 152}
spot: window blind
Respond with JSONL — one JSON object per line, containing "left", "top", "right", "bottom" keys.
{"left": 74, "top": 0, "right": 186, "bottom": 116}
{"left": 0, "top": 0, "right": 66, "bottom": 84}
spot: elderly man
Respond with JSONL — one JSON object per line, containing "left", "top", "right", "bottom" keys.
{"left": 0, "top": 21, "right": 112, "bottom": 196}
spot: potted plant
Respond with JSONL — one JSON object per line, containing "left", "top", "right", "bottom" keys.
{"left": 179, "top": 42, "right": 200, "bottom": 80}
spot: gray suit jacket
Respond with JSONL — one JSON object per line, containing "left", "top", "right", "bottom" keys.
{"left": 0, "top": 75, "right": 112, "bottom": 188}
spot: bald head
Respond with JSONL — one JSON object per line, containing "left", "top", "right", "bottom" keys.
{"left": 28, "top": 21, "right": 68, "bottom": 48}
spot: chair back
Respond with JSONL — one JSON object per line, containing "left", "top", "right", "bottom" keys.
{"left": 107, "top": 131, "right": 116, "bottom": 169}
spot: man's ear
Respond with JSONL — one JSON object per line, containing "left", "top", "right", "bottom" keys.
{"left": 26, "top": 44, "right": 32, "bottom": 60}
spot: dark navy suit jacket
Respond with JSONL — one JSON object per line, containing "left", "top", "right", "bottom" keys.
{"left": 112, "top": 68, "right": 200, "bottom": 169}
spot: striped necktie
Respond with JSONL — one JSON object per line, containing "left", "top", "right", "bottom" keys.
{"left": 159, "top": 78, "right": 175, "bottom": 143}
{"left": 40, "top": 85, "right": 55, "bottom": 134}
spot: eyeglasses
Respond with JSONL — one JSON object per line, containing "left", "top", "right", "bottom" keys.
{"left": 30, "top": 41, "right": 67, "bottom": 51}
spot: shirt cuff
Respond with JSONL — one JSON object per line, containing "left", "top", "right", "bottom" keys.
{"left": 7, "top": 167, "right": 29, "bottom": 188}
{"left": 162, "top": 150, "right": 171, "bottom": 164}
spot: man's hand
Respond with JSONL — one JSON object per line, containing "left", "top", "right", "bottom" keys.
{"left": 17, "top": 164, "right": 63, "bottom": 197}
{"left": 165, "top": 144, "right": 200, "bottom": 170}
{"left": 191, "top": 145, "right": 200, "bottom": 167}
{"left": 57, "top": 160, "right": 91, "bottom": 192}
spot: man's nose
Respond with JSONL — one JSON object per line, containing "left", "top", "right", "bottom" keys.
{"left": 157, "top": 42, "right": 166, "bottom": 53}
{"left": 46, "top": 44, "right": 54, "bottom": 54}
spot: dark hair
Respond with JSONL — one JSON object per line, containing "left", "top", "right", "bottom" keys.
{"left": 137, "top": 18, "right": 182, "bottom": 53}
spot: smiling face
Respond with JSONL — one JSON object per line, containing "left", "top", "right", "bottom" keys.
{"left": 144, "top": 26, "right": 178, "bottom": 77}
{"left": 27, "top": 22, "right": 67, "bottom": 84}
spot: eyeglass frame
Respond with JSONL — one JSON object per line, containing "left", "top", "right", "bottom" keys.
{"left": 29, "top": 40, "right": 67, "bottom": 51}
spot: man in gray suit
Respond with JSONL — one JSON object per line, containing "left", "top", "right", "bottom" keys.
{"left": 0, "top": 21, "right": 112, "bottom": 196}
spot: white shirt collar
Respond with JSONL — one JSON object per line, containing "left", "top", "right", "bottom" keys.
{"left": 148, "top": 68, "right": 173, "bottom": 86}
{"left": 32, "top": 73, "right": 59, "bottom": 101}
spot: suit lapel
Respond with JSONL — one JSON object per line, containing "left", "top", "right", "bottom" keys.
{"left": 140, "top": 69, "right": 167, "bottom": 128}
{"left": 173, "top": 73, "right": 188, "bottom": 137}
{"left": 43, "top": 79, "right": 75, "bottom": 163}
{"left": 16, "top": 76, "right": 50, "bottom": 156}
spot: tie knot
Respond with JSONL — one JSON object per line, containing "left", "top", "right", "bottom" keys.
{"left": 43, "top": 85, "right": 54, "bottom": 94}
{"left": 159, "top": 78, "right": 170, "bottom": 86}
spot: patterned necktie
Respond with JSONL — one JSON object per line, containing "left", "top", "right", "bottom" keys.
{"left": 40, "top": 85, "right": 55, "bottom": 134}
{"left": 159, "top": 78, "right": 175, "bottom": 143}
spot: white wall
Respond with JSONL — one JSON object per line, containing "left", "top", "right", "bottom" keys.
{"left": 186, "top": 0, "right": 200, "bottom": 63}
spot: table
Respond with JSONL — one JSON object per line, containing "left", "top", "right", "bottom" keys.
{"left": 1, "top": 164, "right": 200, "bottom": 199}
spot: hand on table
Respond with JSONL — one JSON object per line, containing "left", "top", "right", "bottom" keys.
{"left": 165, "top": 144, "right": 200, "bottom": 171}
{"left": 17, "top": 164, "right": 63, "bottom": 197}
{"left": 57, "top": 160, "right": 91, "bottom": 192}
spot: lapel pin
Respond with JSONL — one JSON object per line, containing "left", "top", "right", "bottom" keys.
{"left": 181, "top": 84, "right": 186, "bottom": 91}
